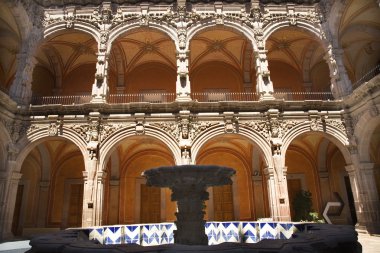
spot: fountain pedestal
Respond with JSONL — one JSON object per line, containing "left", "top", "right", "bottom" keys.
{"left": 143, "top": 165, "right": 235, "bottom": 245}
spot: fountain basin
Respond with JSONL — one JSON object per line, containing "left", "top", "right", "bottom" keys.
{"left": 143, "top": 165, "right": 236, "bottom": 245}
{"left": 28, "top": 223, "right": 361, "bottom": 253}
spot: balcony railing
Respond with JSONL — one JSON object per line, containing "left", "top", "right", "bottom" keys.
{"left": 29, "top": 92, "right": 336, "bottom": 106}
{"left": 192, "top": 92, "right": 259, "bottom": 102}
{"left": 108, "top": 93, "right": 176, "bottom": 104}
{"left": 31, "top": 95, "right": 92, "bottom": 105}
{"left": 352, "top": 64, "right": 380, "bottom": 89}
{"left": 272, "top": 92, "right": 334, "bottom": 101}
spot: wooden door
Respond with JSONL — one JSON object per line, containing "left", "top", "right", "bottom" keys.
{"left": 140, "top": 184, "right": 161, "bottom": 223}
{"left": 67, "top": 184, "right": 83, "bottom": 228}
{"left": 213, "top": 184, "right": 234, "bottom": 221}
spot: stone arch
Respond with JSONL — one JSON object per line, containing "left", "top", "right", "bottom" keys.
{"left": 327, "top": 0, "right": 348, "bottom": 45}
{"left": 99, "top": 126, "right": 181, "bottom": 171}
{"left": 14, "top": 127, "right": 88, "bottom": 174}
{"left": 44, "top": 22, "right": 100, "bottom": 44}
{"left": 263, "top": 21, "right": 322, "bottom": 43}
{"left": 186, "top": 21, "right": 258, "bottom": 52}
{"left": 36, "top": 144, "right": 52, "bottom": 181}
{"left": 197, "top": 146, "right": 251, "bottom": 177}
{"left": 0, "top": 121, "right": 12, "bottom": 145}
{"left": 192, "top": 125, "right": 273, "bottom": 168}
{"left": 282, "top": 122, "right": 351, "bottom": 167}
{"left": 354, "top": 112, "right": 380, "bottom": 161}
{"left": 5, "top": 1, "right": 34, "bottom": 40}
{"left": 120, "top": 149, "right": 175, "bottom": 178}
{"left": 107, "top": 22, "right": 179, "bottom": 54}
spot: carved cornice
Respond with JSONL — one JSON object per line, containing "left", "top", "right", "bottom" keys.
{"left": 34, "top": 0, "right": 176, "bottom": 7}
{"left": 260, "top": 0, "right": 321, "bottom": 4}
{"left": 41, "top": 3, "right": 322, "bottom": 34}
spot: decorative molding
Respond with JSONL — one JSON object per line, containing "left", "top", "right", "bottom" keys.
{"left": 242, "top": 120, "right": 270, "bottom": 141}
{"left": 150, "top": 122, "right": 179, "bottom": 141}
{"left": 325, "top": 118, "right": 346, "bottom": 133}
{"left": 190, "top": 121, "right": 219, "bottom": 140}
{"left": 99, "top": 123, "right": 129, "bottom": 142}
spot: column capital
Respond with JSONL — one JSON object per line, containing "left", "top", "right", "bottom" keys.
{"left": 11, "top": 172, "right": 22, "bottom": 181}
{"left": 263, "top": 167, "right": 274, "bottom": 177}
{"left": 360, "top": 162, "right": 375, "bottom": 171}
{"left": 39, "top": 181, "right": 50, "bottom": 187}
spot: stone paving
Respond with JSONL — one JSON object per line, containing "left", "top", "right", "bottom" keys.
{"left": 358, "top": 233, "right": 380, "bottom": 253}
{"left": 1, "top": 232, "right": 380, "bottom": 253}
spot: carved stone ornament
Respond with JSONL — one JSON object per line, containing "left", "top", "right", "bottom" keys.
{"left": 242, "top": 120, "right": 270, "bottom": 141}
{"left": 87, "top": 141, "right": 98, "bottom": 160}
{"left": 181, "top": 118, "right": 190, "bottom": 139}
{"left": 68, "top": 124, "right": 90, "bottom": 142}
{"left": 7, "top": 143, "right": 19, "bottom": 161}
{"left": 325, "top": 119, "right": 346, "bottom": 133}
{"left": 190, "top": 121, "right": 219, "bottom": 140}
{"left": 26, "top": 124, "right": 46, "bottom": 135}
{"left": 100, "top": 123, "right": 128, "bottom": 142}
{"left": 9, "top": 120, "right": 29, "bottom": 143}
{"left": 48, "top": 122, "right": 59, "bottom": 136}
{"left": 151, "top": 122, "right": 179, "bottom": 141}
{"left": 135, "top": 122, "right": 145, "bottom": 135}
{"left": 181, "top": 147, "right": 191, "bottom": 164}
{"left": 261, "top": 8, "right": 320, "bottom": 28}
{"left": 310, "top": 118, "right": 320, "bottom": 131}
{"left": 88, "top": 121, "right": 100, "bottom": 142}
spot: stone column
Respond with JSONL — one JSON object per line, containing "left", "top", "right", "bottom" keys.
{"left": 82, "top": 141, "right": 98, "bottom": 226}
{"left": 255, "top": 49, "right": 274, "bottom": 100}
{"left": 94, "top": 171, "right": 107, "bottom": 226}
{"left": 272, "top": 154, "right": 291, "bottom": 221}
{"left": 36, "top": 181, "right": 50, "bottom": 227}
{"left": 252, "top": 175, "right": 266, "bottom": 218}
{"left": 9, "top": 27, "right": 42, "bottom": 105}
{"left": 324, "top": 45, "right": 352, "bottom": 98}
{"left": 264, "top": 167, "right": 280, "bottom": 220}
{"left": 346, "top": 163, "right": 380, "bottom": 234}
{"left": 91, "top": 49, "right": 110, "bottom": 103}
{"left": 0, "top": 172, "right": 9, "bottom": 240}
{"left": 0, "top": 171, "right": 22, "bottom": 240}
{"left": 176, "top": 50, "right": 191, "bottom": 101}
{"left": 318, "top": 171, "right": 332, "bottom": 208}
{"left": 82, "top": 168, "right": 95, "bottom": 227}
{"left": 108, "top": 180, "right": 120, "bottom": 224}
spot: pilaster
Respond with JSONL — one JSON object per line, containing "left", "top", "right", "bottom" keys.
{"left": 0, "top": 171, "right": 22, "bottom": 240}
{"left": 255, "top": 49, "right": 274, "bottom": 100}
{"left": 346, "top": 163, "right": 380, "bottom": 234}
{"left": 176, "top": 50, "right": 191, "bottom": 101}
{"left": 36, "top": 181, "right": 50, "bottom": 227}
{"left": 9, "top": 27, "right": 42, "bottom": 105}
{"left": 324, "top": 45, "right": 352, "bottom": 99}
{"left": 82, "top": 112, "right": 101, "bottom": 227}
{"left": 91, "top": 49, "right": 110, "bottom": 103}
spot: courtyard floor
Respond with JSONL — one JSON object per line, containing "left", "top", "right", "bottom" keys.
{"left": 0, "top": 232, "right": 379, "bottom": 253}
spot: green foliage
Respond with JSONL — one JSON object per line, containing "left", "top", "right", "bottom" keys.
{"left": 309, "top": 212, "right": 325, "bottom": 223}
{"left": 292, "top": 190, "right": 313, "bottom": 221}
{"left": 292, "top": 190, "right": 325, "bottom": 223}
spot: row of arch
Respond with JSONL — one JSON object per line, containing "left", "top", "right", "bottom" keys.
{"left": 2, "top": 2, "right": 338, "bottom": 98}
{"left": 5, "top": 119, "right": 352, "bottom": 173}
{"left": 6, "top": 121, "right": 363, "bottom": 232}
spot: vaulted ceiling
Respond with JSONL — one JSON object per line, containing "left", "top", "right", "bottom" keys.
{"left": 339, "top": 0, "right": 380, "bottom": 83}
{"left": 0, "top": 1, "right": 379, "bottom": 94}
{"left": 0, "top": 1, "right": 21, "bottom": 91}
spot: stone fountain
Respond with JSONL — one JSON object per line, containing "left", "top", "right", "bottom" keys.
{"left": 143, "top": 165, "right": 236, "bottom": 245}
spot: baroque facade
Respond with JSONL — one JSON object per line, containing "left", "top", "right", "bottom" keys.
{"left": 0, "top": 0, "right": 379, "bottom": 240}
